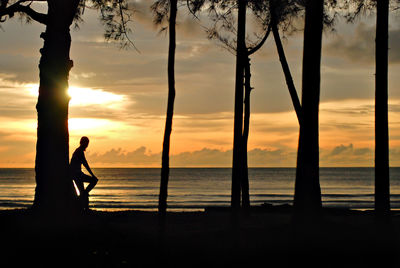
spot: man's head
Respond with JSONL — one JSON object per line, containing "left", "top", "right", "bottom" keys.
{"left": 80, "top": 136, "right": 89, "bottom": 150}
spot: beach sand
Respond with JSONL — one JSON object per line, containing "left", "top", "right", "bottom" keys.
{"left": 0, "top": 206, "right": 399, "bottom": 267}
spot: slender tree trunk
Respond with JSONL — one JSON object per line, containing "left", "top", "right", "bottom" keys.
{"left": 294, "top": 0, "right": 323, "bottom": 212}
{"left": 33, "top": 0, "right": 80, "bottom": 214}
{"left": 231, "top": 0, "right": 247, "bottom": 210}
{"left": 159, "top": 0, "right": 177, "bottom": 216}
{"left": 241, "top": 57, "right": 251, "bottom": 211}
{"left": 375, "top": 0, "right": 390, "bottom": 215}
{"left": 238, "top": 16, "right": 273, "bottom": 213}
{"left": 272, "top": 21, "right": 302, "bottom": 124}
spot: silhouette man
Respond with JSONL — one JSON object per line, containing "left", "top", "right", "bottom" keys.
{"left": 70, "top": 136, "right": 98, "bottom": 209}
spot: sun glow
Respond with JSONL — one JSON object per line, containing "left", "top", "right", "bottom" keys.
{"left": 68, "top": 118, "right": 127, "bottom": 133}
{"left": 23, "top": 84, "right": 130, "bottom": 140}
{"left": 25, "top": 84, "right": 125, "bottom": 107}
{"left": 68, "top": 86, "right": 124, "bottom": 107}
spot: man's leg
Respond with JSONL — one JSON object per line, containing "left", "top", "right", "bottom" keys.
{"left": 80, "top": 173, "right": 98, "bottom": 194}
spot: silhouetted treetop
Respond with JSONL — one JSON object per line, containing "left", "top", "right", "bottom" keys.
{"left": 185, "top": 0, "right": 340, "bottom": 56}
{"left": 91, "top": 0, "right": 137, "bottom": 49}
{"left": 338, "top": 0, "right": 400, "bottom": 23}
{"left": 152, "top": 0, "right": 170, "bottom": 26}
{"left": 151, "top": 0, "right": 198, "bottom": 32}
{"left": 0, "top": 0, "right": 137, "bottom": 49}
{"left": 185, "top": 0, "right": 273, "bottom": 55}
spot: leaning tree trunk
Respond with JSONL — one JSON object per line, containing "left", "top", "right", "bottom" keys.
{"left": 375, "top": 0, "right": 390, "bottom": 215}
{"left": 293, "top": 0, "right": 323, "bottom": 212}
{"left": 159, "top": 0, "right": 177, "bottom": 216}
{"left": 231, "top": 0, "right": 247, "bottom": 210}
{"left": 272, "top": 21, "right": 302, "bottom": 124}
{"left": 241, "top": 57, "right": 252, "bottom": 211}
{"left": 33, "top": 0, "right": 80, "bottom": 214}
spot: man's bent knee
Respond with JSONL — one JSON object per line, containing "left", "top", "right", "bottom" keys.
{"left": 91, "top": 176, "right": 98, "bottom": 186}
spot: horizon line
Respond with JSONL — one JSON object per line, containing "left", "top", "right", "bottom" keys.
{"left": 0, "top": 166, "right": 399, "bottom": 169}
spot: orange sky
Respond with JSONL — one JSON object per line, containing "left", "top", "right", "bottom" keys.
{"left": 1, "top": 2, "right": 400, "bottom": 167}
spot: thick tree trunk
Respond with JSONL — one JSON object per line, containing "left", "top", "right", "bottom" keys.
{"left": 231, "top": 0, "right": 247, "bottom": 210}
{"left": 272, "top": 22, "right": 302, "bottom": 124}
{"left": 241, "top": 57, "right": 251, "bottom": 211}
{"left": 293, "top": 0, "right": 323, "bottom": 212}
{"left": 33, "top": 0, "right": 80, "bottom": 214}
{"left": 375, "top": 0, "right": 390, "bottom": 215}
{"left": 159, "top": 0, "right": 177, "bottom": 216}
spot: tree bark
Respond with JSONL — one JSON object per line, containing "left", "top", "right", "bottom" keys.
{"left": 33, "top": 0, "right": 80, "bottom": 214}
{"left": 231, "top": 0, "right": 247, "bottom": 210}
{"left": 159, "top": 0, "right": 177, "bottom": 216}
{"left": 375, "top": 0, "right": 390, "bottom": 215}
{"left": 293, "top": 0, "right": 323, "bottom": 212}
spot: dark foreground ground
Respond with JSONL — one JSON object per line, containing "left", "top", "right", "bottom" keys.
{"left": 0, "top": 206, "right": 399, "bottom": 268}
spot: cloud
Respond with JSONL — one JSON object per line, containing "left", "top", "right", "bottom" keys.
{"left": 87, "top": 146, "right": 296, "bottom": 167}
{"left": 70, "top": 72, "right": 97, "bottom": 79}
{"left": 172, "top": 148, "right": 232, "bottom": 167}
{"left": 321, "top": 104, "right": 373, "bottom": 116}
{"left": 325, "top": 22, "right": 400, "bottom": 65}
{"left": 325, "top": 23, "right": 374, "bottom": 64}
{"left": 320, "top": 143, "right": 400, "bottom": 167}
{"left": 88, "top": 146, "right": 160, "bottom": 167}
{"left": 321, "top": 143, "right": 373, "bottom": 166}
{"left": 86, "top": 143, "right": 400, "bottom": 168}
{"left": 329, "top": 143, "right": 354, "bottom": 156}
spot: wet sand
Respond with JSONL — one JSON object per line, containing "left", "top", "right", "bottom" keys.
{"left": 0, "top": 206, "right": 399, "bottom": 267}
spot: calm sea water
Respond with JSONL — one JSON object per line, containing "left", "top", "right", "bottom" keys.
{"left": 1, "top": 168, "right": 400, "bottom": 211}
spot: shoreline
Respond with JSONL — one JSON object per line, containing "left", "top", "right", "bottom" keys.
{"left": 3, "top": 203, "right": 400, "bottom": 213}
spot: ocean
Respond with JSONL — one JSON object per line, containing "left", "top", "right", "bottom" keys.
{"left": 1, "top": 168, "right": 399, "bottom": 211}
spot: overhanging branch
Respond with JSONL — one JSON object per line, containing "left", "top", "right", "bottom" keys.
{"left": 0, "top": 1, "right": 47, "bottom": 25}
{"left": 247, "top": 23, "right": 271, "bottom": 56}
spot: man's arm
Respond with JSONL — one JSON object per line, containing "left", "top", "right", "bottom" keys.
{"left": 82, "top": 153, "right": 96, "bottom": 178}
